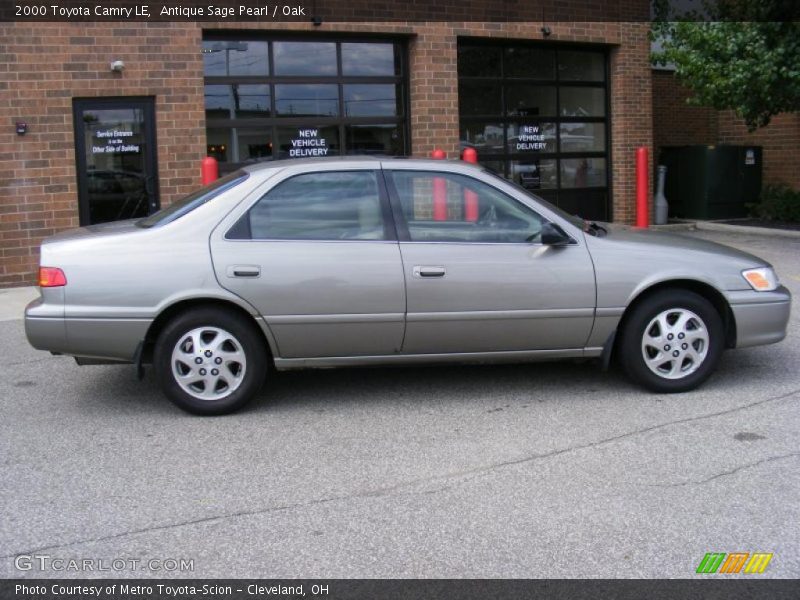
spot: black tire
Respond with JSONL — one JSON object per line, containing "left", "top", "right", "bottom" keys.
{"left": 153, "top": 307, "right": 267, "bottom": 415}
{"left": 618, "top": 289, "right": 724, "bottom": 393}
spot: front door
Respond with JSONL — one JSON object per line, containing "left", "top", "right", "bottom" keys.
{"left": 385, "top": 168, "right": 596, "bottom": 355}
{"left": 73, "top": 97, "right": 159, "bottom": 226}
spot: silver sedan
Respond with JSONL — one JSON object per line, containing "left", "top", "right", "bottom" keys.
{"left": 25, "top": 157, "right": 791, "bottom": 414}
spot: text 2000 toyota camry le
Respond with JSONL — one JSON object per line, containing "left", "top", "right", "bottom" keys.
{"left": 25, "top": 157, "right": 791, "bottom": 414}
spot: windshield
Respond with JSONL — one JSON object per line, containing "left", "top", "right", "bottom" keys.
{"left": 137, "top": 170, "right": 249, "bottom": 228}
{"left": 481, "top": 168, "right": 585, "bottom": 230}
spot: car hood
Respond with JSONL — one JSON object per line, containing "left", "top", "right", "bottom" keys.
{"left": 598, "top": 224, "right": 769, "bottom": 267}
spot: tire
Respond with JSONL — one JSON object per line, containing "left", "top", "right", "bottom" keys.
{"left": 153, "top": 307, "right": 267, "bottom": 415}
{"left": 618, "top": 290, "right": 724, "bottom": 393}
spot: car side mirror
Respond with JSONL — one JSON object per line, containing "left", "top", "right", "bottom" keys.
{"left": 540, "top": 222, "right": 571, "bottom": 246}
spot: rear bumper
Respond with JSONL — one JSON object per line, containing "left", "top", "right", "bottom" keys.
{"left": 25, "top": 298, "right": 150, "bottom": 362}
{"left": 728, "top": 286, "right": 792, "bottom": 348}
{"left": 25, "top": 294, "right": 68, "bottom": 353}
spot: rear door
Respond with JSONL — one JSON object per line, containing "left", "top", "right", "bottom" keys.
{"left": 211, "top": 167, "right": 405, "bottom": 359}
{"left": 385, "top": 167, "right": 596, "bottom": 354}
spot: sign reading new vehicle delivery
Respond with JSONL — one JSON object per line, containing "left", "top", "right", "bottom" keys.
{"left": 516, "top": 125, "right": 548, "bottom": 151}
{"left": 289, "top": 129, "right": 329, "bottom": 158}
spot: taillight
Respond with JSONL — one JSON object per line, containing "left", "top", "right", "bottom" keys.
{"left": 39, "top": 267, "right": 67, "bottom": 287}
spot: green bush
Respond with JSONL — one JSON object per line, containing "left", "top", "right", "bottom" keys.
{"left": 748, "top": 183, "right": 800, "bottom": 222}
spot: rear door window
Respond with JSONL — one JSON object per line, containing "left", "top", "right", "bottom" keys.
{"left": 229, "top": 170, "right": 388, "bottom": 241}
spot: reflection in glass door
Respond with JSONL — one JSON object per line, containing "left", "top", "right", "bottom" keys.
{"left": 73, "top": 98, "right": 159, "bottom": 225}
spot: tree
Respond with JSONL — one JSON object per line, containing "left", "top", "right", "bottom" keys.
{"left": 651, "top": 1, "right": 800, "bottom": 131}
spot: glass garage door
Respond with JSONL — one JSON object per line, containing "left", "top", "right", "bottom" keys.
{"left": 458, "top": 41, "right": 610, "bottom": 221}
{"left": 203, "top": 37, "right": 408, "bottom": 171}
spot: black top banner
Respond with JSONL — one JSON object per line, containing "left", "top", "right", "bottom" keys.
{"left": 2, "top": 0, "right": 799, "bottom": 23}
{"left": 3, "top": 579, "right": 800, "bottom": 600}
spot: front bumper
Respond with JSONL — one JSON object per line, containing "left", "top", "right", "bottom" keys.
{"left": 727, "top": 285, "right": 792, "bottom": 348}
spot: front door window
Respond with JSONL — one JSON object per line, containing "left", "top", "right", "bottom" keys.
{"left": 389, "top": 170, "right": 544, "bottom": 243}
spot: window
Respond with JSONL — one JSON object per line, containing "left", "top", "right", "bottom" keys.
{"left": 343, "top": 84, "right": 401, "bottom": 117}
{"left": 138, "top": 171, "right": 248, "bottom": 228}
{"left": 558, "top": 50, "right": 606, "bottom": 82}
{"left": 203, "top": 38, "right": 408, "bottom": 167}
{"left": 503, "top": 47, "right": 555, "bottom": 79}
{"left": 341, "top": 43, "right": 399, "bottom": 76}
{"left": 202, "top": 41, "right": 268, "bottom": 76}
{"left": 345, "top": 124, "right": 405, "bottom": 156}
{"left": 505, "top": 85, "right": 556, "bottom": 117}
{"left": 389, "top": 171, "right": 543, "bottom": 243}
{"left": 232, "top": 171, "right": 386, "bottom": 241}
{"left": 204, "top": 84, "right": 271, "bottom": 119}
{"left": 458, "top": 41, "right": 609, "bottom": 221}
{"left": 273, "top": 42, "right": 336, "bottom": 76}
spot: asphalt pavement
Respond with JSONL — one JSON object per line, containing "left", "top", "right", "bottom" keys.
{"left": 0, "top": 229, "right": 798, "bottom": 579}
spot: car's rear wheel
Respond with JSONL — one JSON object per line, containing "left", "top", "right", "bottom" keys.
{"left": 618, "top": 290, "right": 724, "bottom": 393}
{"left": 154, "top": 307, "right": 267, "bottom": 415}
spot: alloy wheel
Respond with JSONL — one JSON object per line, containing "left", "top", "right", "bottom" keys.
{"left": 170, "top": 326, "right": 247, "bottom": 400}
{"left": 640, "top": 308, "right": 710, "bottom": 380}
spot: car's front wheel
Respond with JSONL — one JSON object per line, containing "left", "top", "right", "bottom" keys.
{"left": 154, "top": 307, "right": 267, "bottom": 415}
{"left": 618, "top": 290, "right": 724, "bottom": 393}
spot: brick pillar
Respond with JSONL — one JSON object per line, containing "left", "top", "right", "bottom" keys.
{"left": 408, "top": 25, "right": 460, "bottom": 158}
{"left": 610, "top": 22, "right": 653, "bottom": 223}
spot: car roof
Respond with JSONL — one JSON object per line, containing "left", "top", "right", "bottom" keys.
{"left": 240, "top": 155, "right": 484, "bottom": 174}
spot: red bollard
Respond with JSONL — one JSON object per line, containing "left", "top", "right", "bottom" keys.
{"left": 461, "top": 147, "right": 479, "bottom": 221}
{"left": 464, "top": 189, "right": 479, "bottom": 222}
{"left": 635, "top": 147, "right": 649, "bottom": 228}
{"left": 430, "top": 148, "right": 447, "bottom": 220}
{"left": 201, "top": 156, "right": 219, "bottom": 186}
{"left": 433, "top": 177, "right": 447, "bottom": 221}
{"left": 461, "top": 147, "right": 478, "bottom": 164}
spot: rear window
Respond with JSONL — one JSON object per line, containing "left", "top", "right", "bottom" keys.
{"left": 137, "top": 170, "right": 249, "bottom": 228}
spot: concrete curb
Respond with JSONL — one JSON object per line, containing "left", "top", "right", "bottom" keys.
{"left": 650, "top": 220, "right": 800, "bottom": 238}
{"left": 0, "top": 286, "right": 38, "bottom": 321}
{"left": 693, "top": 220, "right": 800, "bottom": 239}
{"left": 649, "top": 223, "right": 697, "bottom": 232}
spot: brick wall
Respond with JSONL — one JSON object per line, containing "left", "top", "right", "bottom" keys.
{"left": 0, "top": 22, "right": 205, "bottom": 287}
{"left": 0, "top": 18, "right": 653, "bottom": 287}
{"left": 717, "top": 111, "right": 800, "bottom": 190}
{"left": 652, "top": 70, "right": 799, "bottom": 191}
{"left": 651, "top": 70, "right": 717, "bottom": 157}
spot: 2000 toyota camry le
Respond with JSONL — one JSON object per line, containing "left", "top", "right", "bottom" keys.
{"left": 25, "top": 157, "right": 791, "bottom": 414}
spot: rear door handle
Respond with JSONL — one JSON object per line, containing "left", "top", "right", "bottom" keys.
{"left": 227, "top": 265, "right": 261, "bottom": 278}
{"left": 413, "top": 266, "right": 446, "bottom": 278}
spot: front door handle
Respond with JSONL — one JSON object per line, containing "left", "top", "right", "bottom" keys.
{"left": 413, "top": 266, "right": 446, "bottom": 278}
{"left": 227, "top": 265, "right": 261, "bottom": 278}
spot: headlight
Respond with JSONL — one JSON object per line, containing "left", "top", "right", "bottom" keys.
{"left": 742, "top": 267, "right": 779, "bottom": 291}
